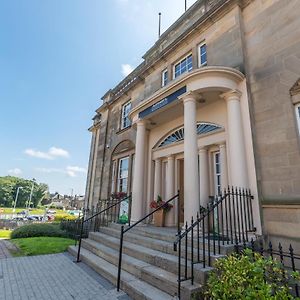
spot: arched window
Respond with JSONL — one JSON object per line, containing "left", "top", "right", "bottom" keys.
{"left": 157, "top": 122, "right": 223, "bottom": 148}
{"left": 111, "top": 140, "right": 135, "bottom": 195}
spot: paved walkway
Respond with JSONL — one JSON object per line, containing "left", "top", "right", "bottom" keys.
{"left": 0, "top": 240, "right": 15, "bottom": 259}
{"left": 0, "top": 252, "right": 131, "bottom": 300}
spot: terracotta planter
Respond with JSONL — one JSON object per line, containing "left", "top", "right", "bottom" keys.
{"left": 153, "top": 209, "right": 165, "bottom": 227}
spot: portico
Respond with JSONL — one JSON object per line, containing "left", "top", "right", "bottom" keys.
{"left": 128, "top": 66, "right": 260, "bottom": 232}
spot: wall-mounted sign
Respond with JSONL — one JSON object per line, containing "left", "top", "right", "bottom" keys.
{"left": 139, "top": 86, "right": 186, "bottom": 119}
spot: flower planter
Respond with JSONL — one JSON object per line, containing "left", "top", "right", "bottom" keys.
{"left": 153, "top": 209, "right": 165, "bottom": 227}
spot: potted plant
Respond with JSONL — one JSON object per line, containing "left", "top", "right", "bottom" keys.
{"left": 150, "top": 195, "right": 173, "bottom": 227}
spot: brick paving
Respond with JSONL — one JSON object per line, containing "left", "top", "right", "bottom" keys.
{"left": 0, "top": 240, "right": 15, "bottom": 259}
{"left": 0, "top": 252, "right": 131, "bottom": 300}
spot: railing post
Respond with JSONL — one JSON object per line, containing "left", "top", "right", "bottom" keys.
{"left": 178, "top": 229, "right": 181, "bottom": 300}
{"left": 76, "top": 217, "right": 84, "bottom": 263}
{"left": 117, "top": 225, "right": 124, "bottom": 291}
{"left": 177, "top": 192, "right": 180, "bottom": 233}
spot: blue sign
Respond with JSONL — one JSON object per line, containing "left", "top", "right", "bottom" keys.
{"left": 139, "top": 86, "right": 186, "bottom": 119}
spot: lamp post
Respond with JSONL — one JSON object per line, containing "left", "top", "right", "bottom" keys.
{"left": 13, "top": 186, "right": 23, "bottom": 213}
{"left": 27, "top": 178, "right": 36, "bottom": 211}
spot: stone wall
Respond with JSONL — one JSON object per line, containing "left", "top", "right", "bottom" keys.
{"left": 243, "top": 0, "right": 300, "bottom": 200}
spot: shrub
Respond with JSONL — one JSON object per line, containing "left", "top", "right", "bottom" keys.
{"left": 205, "top": 249, "right": 300, "bottom": 300}
{"left": 11, "top": 223, "right": 69, "bottom": 239}
{"left": 54, "top": 214, "right": 77, "bottom": 222}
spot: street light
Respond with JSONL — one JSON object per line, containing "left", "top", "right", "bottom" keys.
{"left": 27, "top": 178, "right": 36, "bottom": 210}
{"left": 13, "top": 186, "right": 23, "bottom": 213}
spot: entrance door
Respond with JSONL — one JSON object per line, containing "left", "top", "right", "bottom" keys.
{"left": 178, "top": 159, "right": 184, "bottom": 225}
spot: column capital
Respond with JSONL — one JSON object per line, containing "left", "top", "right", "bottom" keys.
{"left": 220, "top": 89, "right": 242, "bottom": 102}
{"left": 167, "top": 154, "right": 175, "bottom": 160}
{"left": 178, "top": 91, "right": 199, "bottom": 104}
{"left": 155, "top": 157, "right": 162, "bottom": 163}
{"left": 219, "top": 143, "right": 226, "bottom": 149}
{"left": 136, "top": 119, "right": 147, "bottom": 127}
{"left": 198, "top": 147, "right": 208, "bottom": 154}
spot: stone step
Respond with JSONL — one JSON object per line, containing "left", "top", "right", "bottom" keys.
{"left": 89, "top": 231, "right": 215, "bottom": 284}
{"left": 100, "top": 225, "right": 233, "bottom": 256}
{"left": 81, "top": 238, "right": 202, "bottom": 298}
{"left": 68, "top": 245, "right": 174, "bottom": 300}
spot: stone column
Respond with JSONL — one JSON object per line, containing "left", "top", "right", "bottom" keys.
{"left": 153, "top": 158, "right": 162, "bottom": 200}
{"left": 131, "top": 120, "right": 147, "bottom": 223}
{"left": 219, "top": 143, "right": 228, "bottom": 190}
{"left": 222, "top": 90, "right": 248, "bottom": 188}
{"left": 199, "top": 147, "right": 209, "bottom": 208}
{"left": 181, "top": 92, "right": 200, "bottom": 224}
{"left": 165, "top": 155, "right": 175, "bottom": 226}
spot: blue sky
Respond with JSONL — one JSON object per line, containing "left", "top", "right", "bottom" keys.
{"left": 0, "top": 0, "right": 196, "bottom": 195}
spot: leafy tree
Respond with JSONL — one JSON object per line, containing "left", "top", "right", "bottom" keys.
{"left": 0, "top": 176, "right": 49, "bottom": 208}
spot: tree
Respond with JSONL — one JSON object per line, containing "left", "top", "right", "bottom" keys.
{"left": 0, "top": 176, "right": 49, "bottom": 208}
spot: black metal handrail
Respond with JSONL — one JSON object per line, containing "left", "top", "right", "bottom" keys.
{"left": 173, "top": 187, "right": 255, "bottom": 299}
{"left": 76, "top": 195, "right": 132, "bottom": 263}
{"left": 117, "top": 193, "right": 179, "bottom": 291}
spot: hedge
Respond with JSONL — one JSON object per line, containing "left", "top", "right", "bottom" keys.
{"left": 11, "top": 223, "right": 69, "bottom": 239}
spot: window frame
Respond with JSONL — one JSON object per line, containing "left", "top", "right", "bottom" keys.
{"left": 198, "top": 41, "right": 207, "bottom": 67}
{"left": 120, "top": 101, "right": 132, "bottom": 130}
{"left": 295, "top": 103, "right": 300, "bottom": 136}
{"left": 213, "top": 151, "right": 221, "bottom": 196}
{"left": 173, "top": 53, "right": 193, "bottom": 80}
{"left": 161, "top": 69, "right": 168, "bottom": 87}
{"left": 117, "top": 156, "right": 129, "bottom": 193}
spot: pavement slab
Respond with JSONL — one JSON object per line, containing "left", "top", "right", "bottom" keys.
{"left": 0, "top": 252, "right": 131, "bottom": 300}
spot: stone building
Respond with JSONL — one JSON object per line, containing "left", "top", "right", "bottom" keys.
{"left": 85, "top": 0, "right": 300, "bottom": 248}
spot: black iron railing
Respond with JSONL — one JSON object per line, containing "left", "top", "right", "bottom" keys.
{"left": 76, "top": 195, "right": 132, "bottom": 263}
{"left": 173, "top": 187, "right": 255, "bottom": 299}
{"left": 237, "top": 239, "right": 300, "bottom": 297}
{"left": 117, "top": 193, "right": 179, "bottom": 291}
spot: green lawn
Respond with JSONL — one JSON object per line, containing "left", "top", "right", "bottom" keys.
{"left": 10, "top": 237, "right": 74, "bottom": 256}
{"left": 0, "top": 229, "right": 12, "bottom": 239}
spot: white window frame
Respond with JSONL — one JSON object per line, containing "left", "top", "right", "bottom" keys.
{"left": 295, "top": 103, "right": 300, "bottom": 136}
{"left": 173, "top": 53, "right": 193, "bottom": 79}
{"left": 121, "top": 101, "right": 132, "bottom": 130}
{"left": 198, "top": 41, "right": 207, "bottom": 67}
{"left": 213, "top": 151, "right": 221, "bottom": 195}
{"left": 162, "top": 69, "right": 168, "bottom": 87}
{"left": 117, "top": 156, "right": 129, "bottom": 193}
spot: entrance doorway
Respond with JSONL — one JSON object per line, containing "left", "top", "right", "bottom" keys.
{"left": 178, "top": 159, "right": 184, "bottom": 226}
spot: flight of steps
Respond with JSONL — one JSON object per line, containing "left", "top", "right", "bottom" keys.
{"left": 68, "top": 223, "right": 235, "bottom": 300}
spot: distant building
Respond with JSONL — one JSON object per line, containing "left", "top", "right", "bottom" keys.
{"left": 48, "top": 193, "right": 84, "bottom": 210}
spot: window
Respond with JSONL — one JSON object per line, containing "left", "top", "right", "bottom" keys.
{"left": 296, "top": 103, "right": 300, "bottom": 136}
{"left": 214, "top": 152, "right": 221, "bottom": 195}
{"left": 162, "top": 69, "right": 168, "bottom": 87}
{"left": 173, "top": 54, "right": 193, "bottom": 79}
{"left": 198, "top": 42, "right": 207, "bottom": 66}
{"left": 111, "top": 160, "right": 117, "bottom": 193}
{"left": 117, "top": 157, "right": 129, "bottom": 193}
{"left": 121, "top": 102, "right": 131, "bottom": 129}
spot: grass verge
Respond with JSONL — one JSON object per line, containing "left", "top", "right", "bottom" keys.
{"left": 10, "top": 237, "right": 74, "bottom": 256}
{"left": 0, "top": 229, "right": 12, "bottom": 239}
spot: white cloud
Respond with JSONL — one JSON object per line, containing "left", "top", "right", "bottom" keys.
{"left": 8, "top": 168, "right": 22, "bottom": 176}
{"left": 66, "top": 166, "right": 87, "bottom": 173}
{"left": 25, "top": 147, "right": 69, "bottom": 160}
{"left": 36, "top": 165, "right": 86, "bottom": 178}
{"left": 121, "top": 64, "right": 134, "bottom": 77}
{"left": 48, "top": 147, "right": 69, "bottom": 158}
